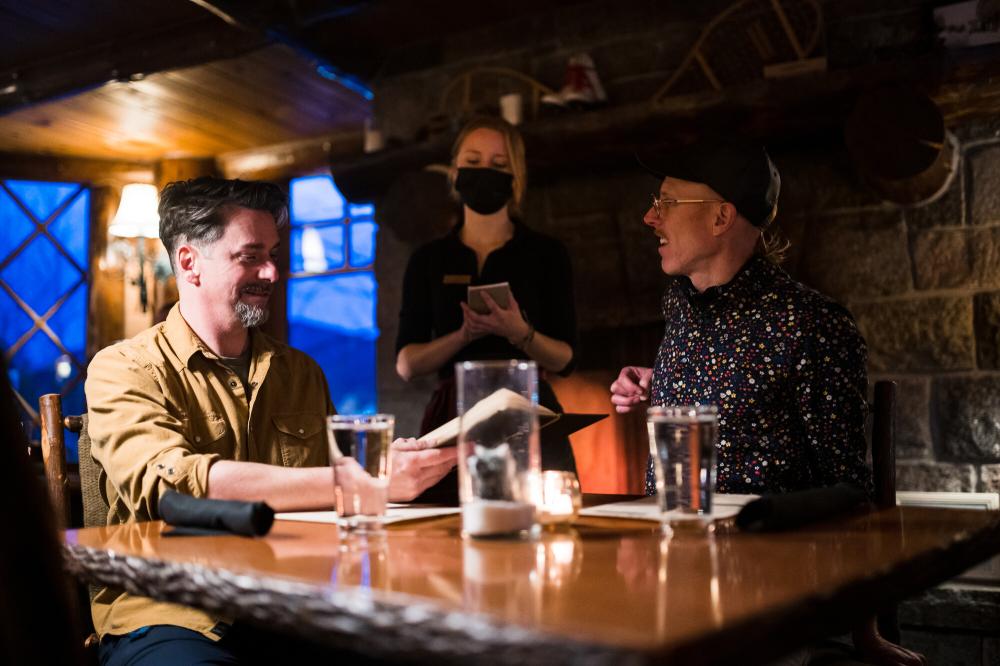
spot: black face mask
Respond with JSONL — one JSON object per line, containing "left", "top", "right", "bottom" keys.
{"left": 455, "top": 167, "right": 514, "bottom": 215}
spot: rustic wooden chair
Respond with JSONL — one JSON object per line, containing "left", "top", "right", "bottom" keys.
{"left": 40, "top": 393, "right": 107, "bottom": 531}
{"left": 870, "top": 380, "right": 900, "bottom": 643}
{"left": 39, "top": 393, "right": 105, "bottom": 655}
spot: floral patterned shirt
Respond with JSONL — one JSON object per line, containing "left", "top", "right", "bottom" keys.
{"left": 645, "top": 255, "right": 871, "bottom": 496}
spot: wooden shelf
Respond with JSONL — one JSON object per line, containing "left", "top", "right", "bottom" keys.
{"left": 330, "top": 47, "right": 1000, "bottom": 201}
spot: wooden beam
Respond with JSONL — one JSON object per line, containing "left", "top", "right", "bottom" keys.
{"left": 0, "top": 16, "right": 266, "bottom": 116}
{"left": 0, "top": 152, "right": 154, "bottom": 186}
{"left": 187, "top": 0, "right": 372, "bottom": 98}
{"left": 218, "top": 129, "right": 363, "bottom": 181}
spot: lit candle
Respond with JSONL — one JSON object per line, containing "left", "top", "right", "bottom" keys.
{"left": 539, "top": 471, "right": 581, "bottom": 525}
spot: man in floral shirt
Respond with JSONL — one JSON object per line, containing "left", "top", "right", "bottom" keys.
{"left": 610, "top": 141, "right": 870, "bottom": 496}
{"left": 610, "top": 140, "right": 924, "bottom": 666}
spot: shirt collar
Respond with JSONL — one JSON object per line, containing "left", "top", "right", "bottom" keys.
{"left": 448, "top": 217, "right": 527, "bottom": 249}
{"left": 675, "top": 254, "right": 773, "bottom": 307}
{"left": 163, "top": 303, "right": 281, "bottom": 370}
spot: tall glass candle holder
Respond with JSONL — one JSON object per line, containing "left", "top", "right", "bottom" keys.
{"left": 457, "top": 360, "right": 541, "bottom": 538}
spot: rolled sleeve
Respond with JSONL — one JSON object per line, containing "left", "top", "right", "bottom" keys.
{"left": 86, "top": 345, "right": 219, "bottom": 522}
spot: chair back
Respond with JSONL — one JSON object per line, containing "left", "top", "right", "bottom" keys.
{"left": 870, "top": 379, "right": 900, "bottom": 643}
{"left": 870, "top": 380, "right": 897, "bottom": 510}
{"left": 39, "top": 394, "right": 74, "bottom": 530}
{"left": 76, "top": 415, "right": 108, "bottom": 529}
{"left": 40, "top": 394, "right": 109, "bottom": 531}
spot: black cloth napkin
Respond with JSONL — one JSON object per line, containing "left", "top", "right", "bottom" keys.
{"left": 735, "top": 482, "right": 869, "bottom": 532}
{"left": 159, "top": 490, "right": 274, "bottom": 537}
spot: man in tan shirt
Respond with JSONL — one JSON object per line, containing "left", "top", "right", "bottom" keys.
{"left": 86, "top": 177, "right": 457, "bottom": 664}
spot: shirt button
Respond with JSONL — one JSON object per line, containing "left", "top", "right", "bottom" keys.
{"left": 250, "top": 381, "right": 257, "bottom": 387}
{"left": 195, "top": 436, "right": 202, "bottom": 443}
{"left": 298, "top": 428, "right": 305, "bottom": 434}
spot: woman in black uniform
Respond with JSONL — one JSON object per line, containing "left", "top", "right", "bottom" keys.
{"left": 396, "top": 116, "right": 578, "bottom": 502}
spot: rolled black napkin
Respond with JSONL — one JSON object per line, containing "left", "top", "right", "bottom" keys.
{"left": 735, "top": 482, "right": 869, "bottom": 532}
{"left": 159, "top": 490, "right": 274, "bottom": 537}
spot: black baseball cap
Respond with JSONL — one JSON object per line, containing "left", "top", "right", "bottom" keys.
{"left": 637, "top": 140, "right": 780, "bottom": 228}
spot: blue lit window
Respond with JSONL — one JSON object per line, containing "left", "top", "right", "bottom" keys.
{"left": 288, "top": 175, "right": 377, "bottom": 414}
{"left": 0, "top": 180, "right": 89, "bottom": 460}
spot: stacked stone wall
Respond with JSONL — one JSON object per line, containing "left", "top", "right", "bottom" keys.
{"left": 369, "top": 0, "right": 999, "bottom": 493}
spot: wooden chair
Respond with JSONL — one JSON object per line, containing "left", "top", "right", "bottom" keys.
{"left": 39, "top": 393, "right": 104, "bottom": 656}
{"left": 40, "top": 394, "right": 107, "bottom": 531}
{"left": 39, "top": 393, "right": 79, "bottom": 530}
{"left": 870, "top": 380, "right": 900, "bottom": 643}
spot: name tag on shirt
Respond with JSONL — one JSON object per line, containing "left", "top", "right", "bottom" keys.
{"left": 443, "top": 274, "right": 471, "bottom": 285}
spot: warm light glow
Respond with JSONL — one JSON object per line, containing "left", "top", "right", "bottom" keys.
{"left": 109, "top": 183, "right": 160, "bottom": 239}
{"left": 537, "top": 470, "right": 581, "bottom": 525}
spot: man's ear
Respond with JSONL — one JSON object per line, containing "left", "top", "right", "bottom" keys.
{"left": 176, "top": 244, "right": 200, "bottom": 286}
{"left": 712, "top": 202, "right": 737, "bottom": 237}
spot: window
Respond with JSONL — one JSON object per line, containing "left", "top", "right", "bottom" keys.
{"left": 0, "top": 180, "right": 90, "bottom": 459}
{"left": 287, "top": 175, "right": 377, "bottom": 414}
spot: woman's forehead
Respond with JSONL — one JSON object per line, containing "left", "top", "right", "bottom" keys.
{"left": 460, "top": 128, "right": 507, "bottom": 156}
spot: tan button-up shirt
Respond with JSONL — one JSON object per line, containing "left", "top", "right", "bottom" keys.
{"left": 85, "top": 305, "right": 334, "bottom": 639}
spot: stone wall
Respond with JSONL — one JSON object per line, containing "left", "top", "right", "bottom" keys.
{"left": 771, "top": 123, "right": 1000, "bottom": 494}
{"left": 367, "top": 0, "right": 998, "bottom": 494}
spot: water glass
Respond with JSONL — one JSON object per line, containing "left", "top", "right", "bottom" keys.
{"left": 328, "top": 414, "right": 394, "bottom": 532}
{"left": 647, "top": 405, "right": 718, "bottom": 529}
{"left": 456, "top": 360, "right": 540, "bottom": 538}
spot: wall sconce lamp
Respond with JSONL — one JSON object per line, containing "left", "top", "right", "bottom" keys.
{"left": 108, "top": 183, "right": 160, "bottom": 312}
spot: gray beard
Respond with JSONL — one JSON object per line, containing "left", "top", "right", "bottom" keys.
{"left": 234, "top": 301, "right": 269, "bottom": 328}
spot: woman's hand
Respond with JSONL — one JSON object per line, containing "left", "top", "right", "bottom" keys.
{"left": 458, "top": 304, "right": 489, "bottom": 345}
{"left": 459, "top": 291, "right": 530, "bottom": 343}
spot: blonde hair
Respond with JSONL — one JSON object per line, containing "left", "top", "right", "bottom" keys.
{"left": 756, "top": 225, "right": 790, "bottom": 264}
{"left": 450, "top": 116, "right": 527, "bottom": 217}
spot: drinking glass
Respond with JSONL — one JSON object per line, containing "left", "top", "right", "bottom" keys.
{"left": 647, "top": 405, "right": 718, "bottom": 530}
{"left": 328, "top": 414, "right": 394, "bottom": 532}
{"left": 456, "top": 360, "right": 540, "bottom": 538}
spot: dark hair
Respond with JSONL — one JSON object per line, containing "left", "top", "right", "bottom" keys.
{"left": 158, "top": 177, "right": 289, "bottom": 270}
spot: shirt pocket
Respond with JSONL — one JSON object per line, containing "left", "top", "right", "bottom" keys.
{"left": 186, "top": 412, "right": 231, "bottom": 454}
{"left": 273, "top": 413, "right": 328, "bottom": 467}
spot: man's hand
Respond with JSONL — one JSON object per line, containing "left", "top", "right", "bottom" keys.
{"left": 388, "top": 437, "right": 458, "bottom": 502}
{"left": 610, "top": 366, "right": 653, "bottom": 413}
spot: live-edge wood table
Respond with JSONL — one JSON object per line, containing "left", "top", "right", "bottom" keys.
{"left": 62, "top": 496, "right": 1000, "bottom": 665}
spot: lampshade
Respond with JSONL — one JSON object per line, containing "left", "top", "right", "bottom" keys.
{"left": 109, "top": 183, "right": 160, "bottom": 239}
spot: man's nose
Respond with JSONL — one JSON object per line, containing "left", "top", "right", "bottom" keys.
{"left": 643, "top": 206, "right": 659, "bottom": 227}
{"left": 258, "top": 259, "right": 279, "bottom": 282}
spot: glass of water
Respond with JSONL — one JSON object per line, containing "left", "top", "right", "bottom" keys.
{"left": 328, "top": 414, "right": 394, "bottom": 532}
{"left": 647, "top": 405, "right": 718, "bottom": 530}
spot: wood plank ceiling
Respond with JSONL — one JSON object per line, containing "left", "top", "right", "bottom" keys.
{"left": 0, "top": 0, "right": 369, "bottom": 161}
{"left": 0, "top": 44, "right": 369, "bottom": 160}
{"left": 0, "top": 0, "right": 591, "bottom": 162}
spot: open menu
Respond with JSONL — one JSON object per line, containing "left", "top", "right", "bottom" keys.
{"left": 421, "top": 388, "right": 606, "bottom": 448}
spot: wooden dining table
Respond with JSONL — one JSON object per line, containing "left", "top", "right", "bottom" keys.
{"left": 62, "top": 496, "right": 1000, "bottom": 665}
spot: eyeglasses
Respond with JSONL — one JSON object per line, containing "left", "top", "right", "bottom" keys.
{"left": 651, "top": 195, "right": 725, "bottom": 218}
